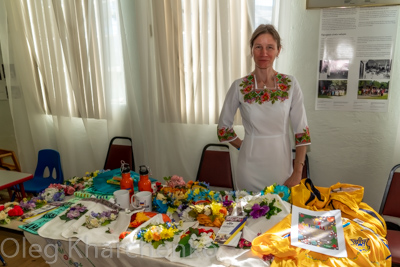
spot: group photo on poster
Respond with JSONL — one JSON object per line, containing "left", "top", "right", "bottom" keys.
{"left": 315, "top": 6, "right": 398, "bottom": 112}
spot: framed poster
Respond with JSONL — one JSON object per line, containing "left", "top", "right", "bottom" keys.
{"left": 306, "top": 0, "right": 400, "bottom": 9}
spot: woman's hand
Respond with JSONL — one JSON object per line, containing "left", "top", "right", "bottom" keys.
{"left": 283, "top": 171, "right": 302, "bottom": 188}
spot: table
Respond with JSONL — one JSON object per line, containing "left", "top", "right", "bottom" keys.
{"left": 0, "top": 169, "right": 33, "bottom": 200}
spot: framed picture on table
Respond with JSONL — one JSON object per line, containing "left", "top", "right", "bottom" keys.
{"left": 306, "top": 0, "right": 400, "bottom": 9}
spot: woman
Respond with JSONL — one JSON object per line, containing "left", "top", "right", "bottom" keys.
{"left": 217, "top": 24, "right": 311, "bottom": 192}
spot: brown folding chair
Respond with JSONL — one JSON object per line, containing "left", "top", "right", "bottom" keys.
{"left": 104, "top": 137, "right": 135, "bottom": 172}
{"left": 379, "top": 164, "right": 400, "bottom": 265}
{"left": 196, "top": 144, "right": 234, "bottom": 190}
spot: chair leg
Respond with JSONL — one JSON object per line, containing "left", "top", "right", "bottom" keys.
{"left": 0, "top": 253, "right": 6, "bottom": 266}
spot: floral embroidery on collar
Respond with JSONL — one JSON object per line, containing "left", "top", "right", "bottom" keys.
{"left": 239, "top": 73, "right": 292, "bottom": 104}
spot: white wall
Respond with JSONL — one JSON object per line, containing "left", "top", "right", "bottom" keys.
{"left": 276, "top": 0, "right": 400, "bottom": 211}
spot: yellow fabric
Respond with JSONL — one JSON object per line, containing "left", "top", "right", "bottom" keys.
{"left": 251, "top": 215, "right": 392, "bottom": 267}
{"left": 291, "top": 179, "right": 387, "bottom": 237}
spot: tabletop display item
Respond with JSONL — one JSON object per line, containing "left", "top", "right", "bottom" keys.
{"left": 61, "top": 200, "right": 133, "bottom": 247}
{"left": 38, "top": 200, "right": 98, "bottom": 240}
{"left": 0, "top": 202, "right": 23, "bottom": 224}
{"left": 119, "top": 214, "right": 198, "bottom": 258}
{"left": 214, "top": 215, "right": 247, "bottom": 247}
{"left": 290, "top": 205, "right": 347, "bottom": 258}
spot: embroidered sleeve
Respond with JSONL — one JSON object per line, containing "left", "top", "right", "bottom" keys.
{"left": 217, "top": 126, "right": 237, "bottom": 142}
{"left": 217, "top": 80, "right": 240, "bottom": 143}
{"left": 289, "top": 76, "right": 311, "bottom": 147}
{"left": 295, "top": 127, "right": 311, "bottom": 146}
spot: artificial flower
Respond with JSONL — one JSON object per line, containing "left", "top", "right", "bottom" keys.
{"left": 273, "top": 185, "right": 291, "bottom": 202}
{"left": 136, "top": 221, "right": 182, "bottom": 249}
{"left": 243, "top": 195, "right": 282, "bottom": 220}
{"left": 83, "top": 210, "right": 118, "bottom": 229}
{"left": 119, "top": 231, "right": 131, "bottom": 241}
{"left": 249, "top": 204, "right": 270, "bottom": 219}
{"left": 59, "top": 204, "right": 87, "bottom": 222}
{"left": 164, "top": 175, "right": 187, "bottom": 188}
{"left": 176, "top": 227, "right": 218, "bottom": 257}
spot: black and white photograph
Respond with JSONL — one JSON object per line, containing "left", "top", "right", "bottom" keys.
{"left": 319, "top": 60, "right": 349, "bottom": 80}
{"left": 359, "top": 59, "right": 391, "bottom": 80}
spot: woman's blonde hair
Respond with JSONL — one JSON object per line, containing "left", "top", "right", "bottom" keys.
{"left": 249, "top": 24, "right": 282, "bottom": 50}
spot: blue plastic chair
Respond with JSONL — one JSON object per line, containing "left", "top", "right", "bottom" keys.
{"left": 23, "top": 149, "right": 64, "bottom": 194}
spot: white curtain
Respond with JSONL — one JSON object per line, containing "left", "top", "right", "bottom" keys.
{"left": 122, "top": 0, "right": 257, "bottom": 182}
{"left": 0, "top": 0, "right": 275, "bottom": 183}
{"left": 0, "top": 0, "right": 143, "bottom": 178}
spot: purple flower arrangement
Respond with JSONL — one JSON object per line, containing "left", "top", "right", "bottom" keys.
{"left": 83, "top": 210, "right": 119, "bottom": 229}
{"left": 59, "top": 204, "right": 88, "bottom": 222}
{"left": 243, "top": 195, "right": 282, "bottom": 220}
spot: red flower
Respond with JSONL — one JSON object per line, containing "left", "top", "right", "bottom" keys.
{"left": 218, "top": 128, "right": 226, "bottom": 136}
{"left": 8, "top": 205, "right": 23, "bottom": 217}
{"left": 0, "top": 206, "right": 4, "bottom": 212}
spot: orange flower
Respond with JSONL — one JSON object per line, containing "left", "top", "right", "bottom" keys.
{"left": 119, "top": 231, "right": 131, "bottom": 241}
{"left": 152, "top": 232, "right": 161, "bottom": 241}
{"left": 219, "top": 207, "right": 228, "bottom": 216}
{"left": 213, "top": 217, "right": 223, "bottom": 228}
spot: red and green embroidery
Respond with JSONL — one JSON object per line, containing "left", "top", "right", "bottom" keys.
{"left": 239, "top": 73, "right": 291, "bottom": 104}
{"left": 295, "top": 127, "right": 311, "bottom": 145}
{"left": 217, "top": 126, "right": 237, "bottom": 142}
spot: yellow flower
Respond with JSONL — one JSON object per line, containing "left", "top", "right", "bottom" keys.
{"left": 209, "top": 191, "right": 214, "bottom": 198}
{"left": 210, "top": 202, "right": 224, "bottom": 218}
{"left": 192, "top": 205, "right": 204, "bottom": 213}
{"left": 160, "top": 228, "right": 176, "bottom": 239}
{"left": 144, "top": 230, "right": 153, "bottom": 242}
{"left": 264, "top": 184, "right": 275, "bottom": 194}
{"left": 194, "top": 188, "right": 200, "bottom": 195}
{"left": 167, "top": 207, "right": 177, "bottom": 214}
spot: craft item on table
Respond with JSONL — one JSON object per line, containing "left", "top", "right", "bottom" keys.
{"left": 19, "top": 197, "right": 48, "bottom": 212}
{"left": 0, "top": 202, "right": 23, "bottom": 225}
{"left": 263, "top": 183, "right": 291, "bottom": 202}
{"left": 129, "top": 211, "right": 170, "bottom": 229}
{"left": 19, "top": 203, "right": 74, "bottom": 234}
{"left": 214, "top": 215, "right": 247, "bottom": 247}
{"left": 290, "top": 205, "right": 347, "bottom": 257}
{"left": 21, "top": 204, "right": 57, "bottom": 221}
{"left": 179, "top": 202, "right": 228, "bottom": 228}
{"left": 119, "top": 214, "right": 198, "bottom": 258}
{"left": 175, "top": 227, "right": 218, "bottom": 258}
{"left": 37, "top": 201, "right": 98, "bottom": 241}
{"left": 61, "top": 200, "right": 133, "bottom": 247}
{"left": 241, "top": 193, "right": 292, "bottom": 243}
{"left": 76, "top": 187, "right": 113, "bottom": 200}
{"left": 107, "top": 177, "right": 120, "bottom": 185}
{"left": 39, "top": 187, "right": 65, "bottom": 203}
{"left": 136, "top": 221, "right": 183, "bottom": 249}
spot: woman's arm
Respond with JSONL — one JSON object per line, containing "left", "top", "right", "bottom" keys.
{"left": 283, "top": 145, "right": 307, "bottom": 187}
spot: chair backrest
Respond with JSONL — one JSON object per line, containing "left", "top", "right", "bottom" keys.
{"left": 35, "top": 149, "right": 64, "bottom": 184}
{"left": 292, "top": 149, "right": 310, "bottom": 179}
{"left": 104, "top": 136, "right": 135, "bottom": 171}
{"left": 379, "top": 164, "right": 400, "bottom": 217}
{"left": 196, "top": 144, "right": 234, "bottom": 190}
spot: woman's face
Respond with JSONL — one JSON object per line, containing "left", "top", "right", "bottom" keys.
{"left": 252, "top": 33, "right": 281, "bottom": 70}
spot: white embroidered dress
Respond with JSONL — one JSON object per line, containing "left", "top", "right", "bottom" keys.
{"left": 217, "top": 73, "right": 311, "bottom": 192}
